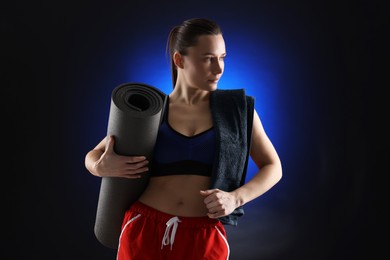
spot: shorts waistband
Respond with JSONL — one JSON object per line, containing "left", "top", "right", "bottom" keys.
{"left": 130, "top": 201, "right": 219, "bottom": 228}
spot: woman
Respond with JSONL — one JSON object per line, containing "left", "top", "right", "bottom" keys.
{"left": 85, "top": 17, "right": 282, "bottom": 260}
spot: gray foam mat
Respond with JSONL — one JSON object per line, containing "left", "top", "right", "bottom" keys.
{"left": 94, "top": 82, "right": 167, "bottom": 249}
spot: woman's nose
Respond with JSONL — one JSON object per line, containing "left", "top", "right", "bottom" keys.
{"left": 212, "top": 60, "right": 223, "bottom": 74}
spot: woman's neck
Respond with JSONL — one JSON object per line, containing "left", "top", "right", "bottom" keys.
{"left": 170, "top": 85, "right": 210, "bottom": 105}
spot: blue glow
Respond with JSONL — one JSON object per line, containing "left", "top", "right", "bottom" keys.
{"left": 114, "top": 31, "right": 285, "bottom": 182}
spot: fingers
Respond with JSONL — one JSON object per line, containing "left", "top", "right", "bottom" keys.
{"left": 200, "top": 189, "right": 217, "bottom": 196}
{"left": 96, "top": 136, "right": 152, "bottom": 179}
{"left": 122, "top": 156, "right": 148, "bottom": 171}
{"left": 125, "top": 159, "right": 148, "bottom": 169}
{"left": 106, "top": 136, "right": 147, "bottom": 164}
{"left": 206, "top": 207, "right": 225, "bottom": 219}
{"left": 126, "top": 156, "right": 148, "bottom": 164}
{"left": 206, "top": 212, "right": 220, "bottom": 219}
{"left": 201, "top": 189, "right": 221, "bottom": 216}
{"left": 200, "top": 189, "right": 218, "bottom": 203}
{"left": 120, "top": 157, "right": 149, "bottom": 178}
{"left": 201, "top": 189, "right": 233, "bottom": 218}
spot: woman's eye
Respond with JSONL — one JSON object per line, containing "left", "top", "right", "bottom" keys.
{"left": 203, "top": 56, "right": 225, "bottom": 62}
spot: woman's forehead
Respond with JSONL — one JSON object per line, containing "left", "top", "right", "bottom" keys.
{"left": 189, "top": 34, "right": 226, "bottom": 55}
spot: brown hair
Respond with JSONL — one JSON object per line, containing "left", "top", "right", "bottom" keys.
{"left": 166, "top": 18, "right": 222, "bottom": 88}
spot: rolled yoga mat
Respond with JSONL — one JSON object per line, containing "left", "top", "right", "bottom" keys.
{"left": 94, "top": 82, "right": 167, "bottom": 249}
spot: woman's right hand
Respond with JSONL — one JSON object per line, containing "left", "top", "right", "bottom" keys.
{"left": 93, "top": 135, "right": 149, "bottom": 179}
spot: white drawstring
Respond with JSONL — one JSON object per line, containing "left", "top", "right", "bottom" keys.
{"left": 161, "top": 216, "right": 181, "bottom": 250}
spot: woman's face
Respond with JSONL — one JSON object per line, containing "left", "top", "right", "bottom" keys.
{"left": 181, "top": 34, "right": 226, "bottom": 91}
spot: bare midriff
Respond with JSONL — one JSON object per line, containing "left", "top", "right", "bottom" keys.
{"left": 138, "top": 175, "right": 211, "bottom": 217}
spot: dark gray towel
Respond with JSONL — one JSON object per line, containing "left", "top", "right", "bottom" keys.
{"left": 210, "top": 89, "right": 255, "bottom": 226}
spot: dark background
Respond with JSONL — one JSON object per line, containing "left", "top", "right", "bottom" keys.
{"left": 2, "top": 0, "right": 385, "bottom": 259}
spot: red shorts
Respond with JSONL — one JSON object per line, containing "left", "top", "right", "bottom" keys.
{"left": 117, "top": 201, "right": 230, "bottom": 260}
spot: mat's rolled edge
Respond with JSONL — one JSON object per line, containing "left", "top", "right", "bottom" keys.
{"left": 94, "top": 82, "right": 167, "bottom": 249}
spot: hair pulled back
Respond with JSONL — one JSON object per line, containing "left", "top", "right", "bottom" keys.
{"left": 166, "top": 18, "right": 222, "bottom": 88}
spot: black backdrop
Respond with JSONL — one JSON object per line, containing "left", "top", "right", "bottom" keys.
{"left": 2, "top": 0, "right": 385, "bottom": 259}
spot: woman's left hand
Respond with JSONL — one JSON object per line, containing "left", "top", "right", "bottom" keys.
{"left": 200, "top": 189, "right": 238, "bottom": 218}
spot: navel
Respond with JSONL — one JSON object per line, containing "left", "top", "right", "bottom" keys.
{"left": 176, "top": 200, "right": 184, "bottom": 207}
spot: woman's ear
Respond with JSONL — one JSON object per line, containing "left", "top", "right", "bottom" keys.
{"left": 173, "top": 52, "right": 184, "bottom": 69}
